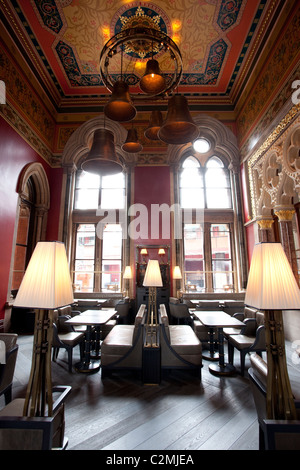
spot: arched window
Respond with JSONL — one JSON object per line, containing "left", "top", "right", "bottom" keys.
{"left": 205, "top": 157, "right": 231, "bottom": 208}
{"left": 72, "top": 169, "right": 125, "bottom": 293}
{"left": 180, "top": 154, "right": 234, "bottom": 293}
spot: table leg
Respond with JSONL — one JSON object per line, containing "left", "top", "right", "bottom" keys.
{"left": 202, "top": 327, "right": 219, "bottom": 361}
{"left": 209, "top": 327, "right": 236, "bottom": 376}
{"left": 75, "top": 325, "right": 100, "bottom": 373}
{"left": 90, "top": 326, "right": 103, "bottom": 359}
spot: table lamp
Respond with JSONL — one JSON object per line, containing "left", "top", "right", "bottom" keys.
{"left": 143, "top": 260, "right": 163, "bottom": 346}
{"left": 173, "top": 266, "right": 182, "bottom": 298}
{"left": 14, "top": 241, "right": 73, "bottom": 417}
{"left": 245, "top": 242, "right": 300, "bottom": 420}
{"left": 123, "top": 265, "right": 132, "bottom": 297}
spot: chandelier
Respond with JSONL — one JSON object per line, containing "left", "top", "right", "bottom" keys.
{"left": 83, "top": 6, "right": 198, "bottom": 176}
{"left": 99, "top": 25, "right": 183, "bottom": 101}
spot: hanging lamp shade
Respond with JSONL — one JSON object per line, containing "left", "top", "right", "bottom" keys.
{"left": 158, "top": 94, "right": 199, "bottom": 145}
{"left": 139, "top": 59, "right": 166, "bottom": 95}
{"left": 144, "top": 110, "right": 163, "bottom": 141}
{"left": 122, "top": 128, "right": 143, "bottom": 153}
{"left": 81, "top": 129, "right": 123, "bottom": 176}
{"left": 104, "top": 80, "right": 137, "bottom": 122}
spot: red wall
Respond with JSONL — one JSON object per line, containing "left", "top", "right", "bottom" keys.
{"left": 0, "top": 117, "right": 63, "bottom": 319}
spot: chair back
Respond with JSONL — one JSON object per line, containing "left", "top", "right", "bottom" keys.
{"left": 169, "top": 302, "right": 190, "bottom": 319}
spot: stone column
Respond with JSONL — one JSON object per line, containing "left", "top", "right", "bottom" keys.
{"left": 256, "top": 217, "right": 275, "bottom": 242}
{"left": 274, "top": 208, "right": 299, "bottom": 285}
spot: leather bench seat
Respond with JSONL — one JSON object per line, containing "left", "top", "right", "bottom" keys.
{"left": 101, "top": 325, "right": 134, "bottom": 363}
{"left": 169, "top": 325, "right": 202, "bottom": 365}
{"left": 100, "top": 304, "right": 146, "bottom": 374}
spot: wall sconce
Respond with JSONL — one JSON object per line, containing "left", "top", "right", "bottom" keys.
{"left": 173, "top": 265, "right": 182, "bottom": 298}
{"left": 158, "top": 248, "right": 165, "bottom": 263}
{"left": 140, "top": 248, "right": 148, "bottom": 263}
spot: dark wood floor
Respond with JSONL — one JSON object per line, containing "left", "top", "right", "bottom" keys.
{"left": 1, "top": 333, "right": 267, "bottom": 451}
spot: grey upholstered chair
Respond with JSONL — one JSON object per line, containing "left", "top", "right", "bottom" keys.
{"left": 169, "top": 298, "right": 193, "bottom": 326}
{"left": 52, "top": 314, "right": 85, "bottom": 372}
{"left": 0, "top": 334, "right": 18, "bottom": 405}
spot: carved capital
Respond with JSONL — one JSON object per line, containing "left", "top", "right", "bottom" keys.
{"left": 257, "top": 219, "right": 274, "bottom": 230}
{"left": 275, "top": 209, "right": 295, "bottom": 222}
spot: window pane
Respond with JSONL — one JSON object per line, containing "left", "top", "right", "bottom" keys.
{"left": 101, "top": 188, "right": 125, "bottom": 209}
{"left": 206, "top": 188, "right": 231, "bottom": 208}
{"left": 184, "top": 224, "right": 205, "bottom": 291}
{"left": 76, "top": 171, "right": 100, "bottom": 189}
{"left": 181, "top": 188, "right": 204, "bottom": 208}
{"left": 101, "top": 260, "right": 122, "bottom": 292}
{"left": 75, "top": 225, "right": 95, "bottom": 259}
{"left": 74, "top": 188, "right": 99, "bottom": 209}
{"left": 211, "top": 224, "right": 231, "bottom": 260}
{"left": 101, "top": 224, "right": 122, "bottom": 292}
{"left": 102, "top": 173, "right": 125, "bottom": 188}
{"left": 74, "top": 259, "right": 94, "bottom": 292}
{"left": 210, "top": 224, "right": 233, "bottom": 291}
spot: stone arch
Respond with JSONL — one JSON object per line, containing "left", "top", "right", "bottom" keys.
{"left": 17, "top": 162, "right": 50, "bottom": 211}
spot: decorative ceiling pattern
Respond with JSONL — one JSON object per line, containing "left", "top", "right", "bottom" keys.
{"left": 2, "top": 0, "right": 268, "bottom": 108}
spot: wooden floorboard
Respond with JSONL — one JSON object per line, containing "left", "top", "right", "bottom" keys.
{"left": 2, "top": 333, "right": 262, "bottom": 451}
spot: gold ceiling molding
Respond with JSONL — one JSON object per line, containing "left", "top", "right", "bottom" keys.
{"left": 248, "top": 103, "right": 300, "bottom": 167}
{"left": 0, "top": 103, "right": 54, "bottom": 166}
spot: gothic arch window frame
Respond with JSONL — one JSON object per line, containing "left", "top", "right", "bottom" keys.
{"left": 61, "top": 116, "right": 132, "bottom": 295}
{"left": 9, "top": 162, "right": 50, "bottom": 296}
{"left": 168, "top": 114, "right": 246, "bottom": 293}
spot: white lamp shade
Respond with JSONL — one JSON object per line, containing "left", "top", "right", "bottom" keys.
{"left": 245, "top": 242, "right": 300, "bottom": 310}
{"left": 143, "top": 259, "right": 163, "bottom": 287}
{"left": 14, "top": 241, "right": 74, "bottom": 309}
{"left": 173, "top": 266, "right": 182, "bottom": 279}
{"left": 123, "top": 266, "right": 132, "bottom": 279}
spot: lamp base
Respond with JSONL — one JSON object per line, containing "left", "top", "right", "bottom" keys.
{"left": 265, "top": 310, "right": 297, "bottom": 420}
{"left": 23, "top": 309, "right": 53, "bottom": 417}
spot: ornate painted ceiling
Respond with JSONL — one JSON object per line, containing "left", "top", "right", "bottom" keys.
{"left": 1, "top": 0, "right": 280, "bottom": 112}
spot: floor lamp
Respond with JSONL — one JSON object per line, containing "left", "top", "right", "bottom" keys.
{"left": 14, "top": 241, "right": 74, "bottom": 417}
{"left": 143, "top": 260, "right": 163, "bottom": 346}
{"left": 245, "top": 242, "right": 300, "bottom": 420}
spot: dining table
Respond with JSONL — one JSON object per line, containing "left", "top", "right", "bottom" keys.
{"left": 194, "top": 310, "right": 244, "bottom": 376}
{"left": 66, "top": 309, "right": 116, "bottom": 373}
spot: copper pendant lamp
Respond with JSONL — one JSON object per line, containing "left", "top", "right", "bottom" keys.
{"left": 81, "top": 129, "right": 123, "bottom": 176}
{"left": 144, "top": 110, "right": 163, "bottom": 141}
{"left": 122, "top": 128, "right": 143, "bottom": 153}
{"left": 158, "top": 94, "right": 199, "bottom": 145}
{"left": 104, "top": 80, "right": 137, "bottom": 122}
{"left": 139, "top": 59, "right": 166, "bottom": 95}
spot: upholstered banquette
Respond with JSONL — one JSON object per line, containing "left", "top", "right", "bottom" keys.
{"left": 159, "top": 304, "right": 202, "bottom": 378}
{"left": 101, "top": 304, "right": 146, "bottom": 378}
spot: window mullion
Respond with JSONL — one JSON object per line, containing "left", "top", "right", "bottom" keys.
{"left": 204, "top": 223, "right": 213, "bottom": 292}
